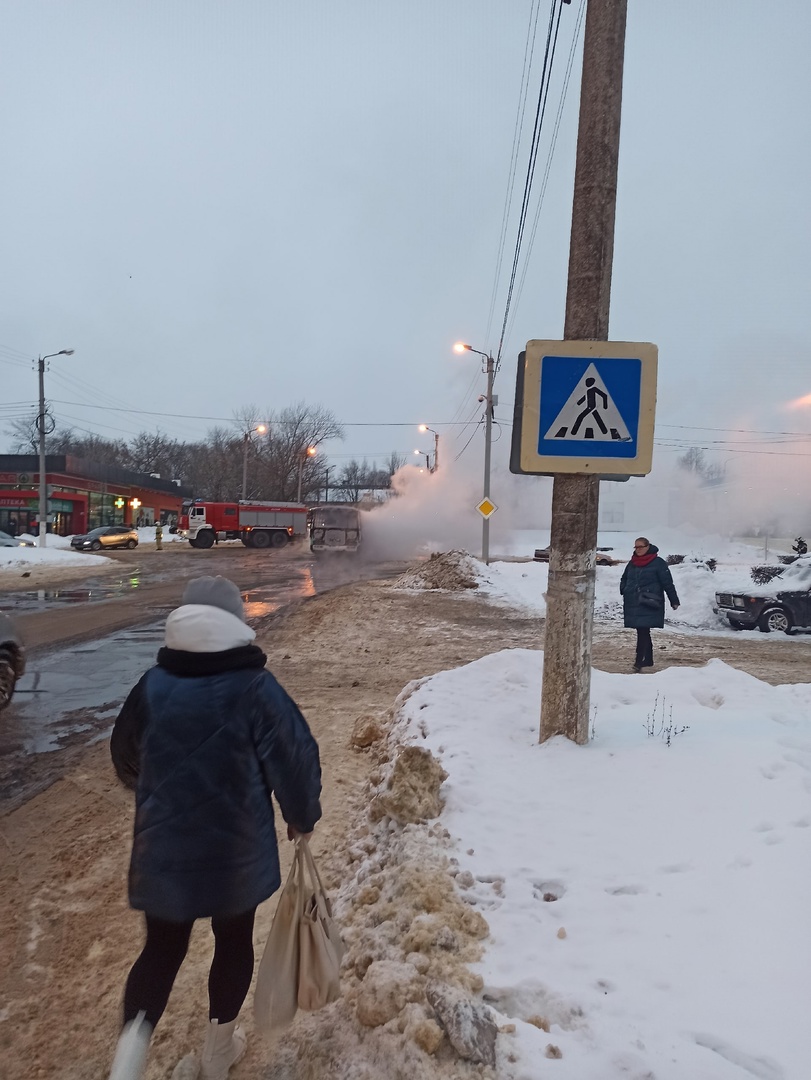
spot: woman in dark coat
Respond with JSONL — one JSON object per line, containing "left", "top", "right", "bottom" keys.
{"left": 107, "top": 576, "right": 322, "bottom": 1080}
{"left": 619, "top": 537, "right": 680, "bottom": 672}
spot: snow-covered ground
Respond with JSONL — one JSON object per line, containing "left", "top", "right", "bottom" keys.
{"left": 0, "top": 525, "right": 184, "bottom": 576}
{"left": 481, "top": 530, "right": 808, "bottom": 640}
{"left": 4, "top": 524, "right": 808, "bottom": 1076}
{"left": 373, "top": 532, "right": 810, "bottom": 1079}
{"left": 391, "top": 647, "right": 810, "bottom": 1079}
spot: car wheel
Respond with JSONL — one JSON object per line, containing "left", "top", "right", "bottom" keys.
{"left": 758, "top": 608, "right": 792, "bottom": 634}
{"left": 126, "top": 539, "right": 137, "bottom": 549}
{"left": 0, "top": 650, "right": 17, "bottom": 712}
{"left": 91, "top": 540, "right": 102, "bottom": 551}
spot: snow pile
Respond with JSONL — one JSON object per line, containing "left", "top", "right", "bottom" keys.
{"left": 396, "top": 551, "right": 482, "bottom": 592}
{"left": 0, "top": 542, "right": 109, "bottom": 571}
{"left": 380, "top": 649, "right": 811, "bottom": 1079}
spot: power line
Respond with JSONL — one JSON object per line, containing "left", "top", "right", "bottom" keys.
{"left": 494, "top": 0, "right": 569, "bottom": 374}
{"left": 484, "top": 0, "right": 545, "bottom": 346}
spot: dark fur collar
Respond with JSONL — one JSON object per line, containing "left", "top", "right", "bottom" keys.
{"left": 156, "top": 643, "right": 267, "bottom": 677}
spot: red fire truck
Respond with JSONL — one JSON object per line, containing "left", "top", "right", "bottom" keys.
{"left": 178, "top": 499, "right": 308, "bottom": 549}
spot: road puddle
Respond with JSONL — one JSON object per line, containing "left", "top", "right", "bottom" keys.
{"left": 0, "top": 576, "right": 143, "bottom": 612}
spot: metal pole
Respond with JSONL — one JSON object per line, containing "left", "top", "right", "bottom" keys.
{"left": 540, "top": 0, "right": 628, "bottom": 745}
{"left": 37, "top": 357, "right": 47, "bottom": 548}
{"left": 241, "top": 432, "right": 249, "bottom": 502}
{"left": 482, "top": 354, "right": 495, "bottom": 565}
{"left": 433, "top": 431, "right": 439, "bottom": 473}
{"left": 297, "top": 453, "right": 304, "bottom": 504}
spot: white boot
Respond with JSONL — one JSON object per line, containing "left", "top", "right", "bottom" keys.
{"left": 108, "top": 1012, "right": 152, "bottom": 1080}
{"left": 200, "top": 1019, "right": 247, "bottom": 1080}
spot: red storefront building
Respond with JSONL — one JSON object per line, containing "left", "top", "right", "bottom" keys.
{"left": 0, "top": 455, "right": 194, "bottom": 537}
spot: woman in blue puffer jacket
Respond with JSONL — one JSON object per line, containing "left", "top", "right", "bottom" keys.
{"left": 107, "top": 576, "right": 322, "bottom": 1080}
{"left": 620, "top": 537, "right": 680, "bottom": 673}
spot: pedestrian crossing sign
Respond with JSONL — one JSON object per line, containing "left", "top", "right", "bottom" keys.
{"left": 510, "top": 340, "right": 657, "bottom": 476}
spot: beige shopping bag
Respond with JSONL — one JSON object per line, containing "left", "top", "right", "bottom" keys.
{"left": 254, "top": 839, "right": 344, "bottom": 1036}
{"left": 297, "top": 838, "right": 344, "bottom": 1012}
{"left": 253, "top": 848, "right": 304, "bottom": 1037}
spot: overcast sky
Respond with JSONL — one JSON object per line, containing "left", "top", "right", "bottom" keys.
{"left": 1, "top": 0, "right": 809, "bottom": 481}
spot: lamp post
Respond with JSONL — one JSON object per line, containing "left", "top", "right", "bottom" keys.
{"left": 418, "top": 425, "right": 439, "bottom": 472}
{"left": 241, "top": 424, "right": 267, "bottom": 502}
{"left": 297, "top": 446, "right": 316, "bottom": 504}
{"left": 453, "top": 342, "right": 495, "bottom": 564}
{"left": 413, "top": 449, "right": 431, "bottom": 471}
{"left": 37, "top": 348, "right": 74, "bottom": 547}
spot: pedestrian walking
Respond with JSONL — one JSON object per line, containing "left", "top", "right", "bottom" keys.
{"left": 619, "top": 537, "right": 680, "bottom": 673}
{"left": 107, "top": 575, "right": 322, "bottom": 1080}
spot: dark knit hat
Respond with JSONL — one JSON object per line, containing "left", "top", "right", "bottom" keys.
{"left": 180, "top": 576, "right": 246, "bottom": 622}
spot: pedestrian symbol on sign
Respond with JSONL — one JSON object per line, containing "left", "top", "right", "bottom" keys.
{"left": 544, "top": 363, "right": 631, "bottom": 443}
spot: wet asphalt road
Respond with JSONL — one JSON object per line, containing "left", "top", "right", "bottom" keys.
{"left": 0, "top": 542, "right": 406, "bottom": 813}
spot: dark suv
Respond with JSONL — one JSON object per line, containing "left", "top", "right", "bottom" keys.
{"left": 714, "top": 557, "right": 811, "bottom": 634}
{"left": 0, "top": 613, "right": 25, "bottom": 711}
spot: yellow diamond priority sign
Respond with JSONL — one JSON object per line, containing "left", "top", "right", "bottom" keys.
{"left": 476, "top": 497, "right": 497, "bottom": 519}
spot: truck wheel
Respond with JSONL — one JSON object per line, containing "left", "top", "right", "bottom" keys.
{"left": 271, "top": 531, "right": 288, "bottom": 548}
{"left": 0, "top": 649, "right": 17, "bottom": 712}
{"left": 195, "top": 530, "right": 215, "bottom": 549}
{"left": 241, "top": 534, "right": 254, "bottom": 547}
{"left": 758, "top": 608, "right": 792, "bottom": 634}
{"left": 251, "top": 531, "right": 271, "bottom": 549}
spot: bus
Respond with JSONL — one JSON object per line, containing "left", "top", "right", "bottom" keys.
{"left": 308, "top": 505, "right": 361, "bottom": 553}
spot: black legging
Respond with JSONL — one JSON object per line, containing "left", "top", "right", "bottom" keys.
{"left": 635, "top": 627, "right": 653, "bottom": 668}
{"left": 123, "top": 908, "right": 256, "bottom": 1029}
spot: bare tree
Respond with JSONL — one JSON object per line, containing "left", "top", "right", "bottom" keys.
{"left": 4, "top": 399, "right": 346, "bottom": 505}
{"left": 253, "top": 402, "right": 345, "bottom": 503}
{"left": 385, "top": 451, "right": 407, "bottom": 476}
{"left": 677, "top": 446, "right": 725, "bottom": 486}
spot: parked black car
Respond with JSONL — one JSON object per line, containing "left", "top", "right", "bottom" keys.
{"left": 0, "top": 612, "right": 25, "bottom": 711}
{"left": 534, "top": 547, "right": 616, "bottom": 565}
{"left": 714, "top": 557, "right": 811, "bottom": 633}
{"left": 70, "top": 525, "right": 139, "bottom": 551}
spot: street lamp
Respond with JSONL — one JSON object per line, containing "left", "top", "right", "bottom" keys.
{"left": 413, "top": 449, "right": 431, "bottom": 470}
{"left": 37, "top": 348, "right": 74, "bottom": 547}
{"left": 453, "top": 341, "right": 495, "bottom": 564}
{"left": 241, "top": 424, "right": 267, "bottom": 502}
{"left": 297, "top": 446, "right": 317, "bottom": 504}
{"left": 418, "top": 425, "right": 439, "bottom": 472}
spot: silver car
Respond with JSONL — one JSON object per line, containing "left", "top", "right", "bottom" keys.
{"left": 0, "top": 530, "right": 35, "bottom": 548}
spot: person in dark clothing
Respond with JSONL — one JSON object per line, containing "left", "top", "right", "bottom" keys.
{"left": 107, "top": 575, "right": 322, "bottom": 1080}
{"left": 619, "top": 537, "right": 680, "bottom": 673}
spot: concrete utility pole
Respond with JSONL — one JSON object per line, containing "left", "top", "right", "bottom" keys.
{"left": 540, "top": 0, "right": 628, "bottom": 744}
{"left": 37, "top": 349, "right": 74, "bottom": 547}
